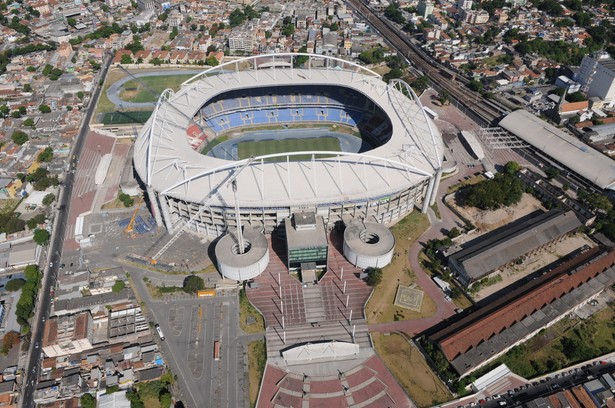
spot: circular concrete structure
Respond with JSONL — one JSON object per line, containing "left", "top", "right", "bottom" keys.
{"left": 343, "top": 220, "right": 395, "bottom": 269}
{"left": 215, "top": 228, "right": 269, "bottom": 281}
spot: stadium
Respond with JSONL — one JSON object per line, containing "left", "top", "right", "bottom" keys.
{"left": 134, "top": 54, "right": 444, "bottom": 237}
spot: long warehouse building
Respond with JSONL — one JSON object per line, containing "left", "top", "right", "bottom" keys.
{"left": 499, "top": 110, "right": 615, "bottom": 191}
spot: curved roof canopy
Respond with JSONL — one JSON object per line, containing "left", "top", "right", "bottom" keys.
{"left": 499, "top": 110, "right": 615, "bottom": 191}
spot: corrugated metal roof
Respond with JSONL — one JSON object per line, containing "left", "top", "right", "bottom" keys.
{"left": 499, "top": 110, "right": 615, "bottom": 190}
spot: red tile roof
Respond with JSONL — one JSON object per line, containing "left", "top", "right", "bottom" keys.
{"left": 431, "top": 248, "right": 615, "bottom": 360}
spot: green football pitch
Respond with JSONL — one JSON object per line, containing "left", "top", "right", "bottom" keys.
{"left": 102, "top": 110, "right": 153, "bottom": 125}
{"left": 237, "top": 137, "right": 341, "bottom": 161}
{"left": 119, "top": 74, "right": 196, "bottom": 103}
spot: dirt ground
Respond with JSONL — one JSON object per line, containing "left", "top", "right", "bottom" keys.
{"left": 365, "top": 212, "right": 436, "bottom": 323}
{"left": 473, "top": 233, "right": 596, "bottom": 301}
{"left": 454, "top": 193, "right": 545, "bottom": 239}
{"left": 372, "top": 333, "right": 452, "bottom": 407}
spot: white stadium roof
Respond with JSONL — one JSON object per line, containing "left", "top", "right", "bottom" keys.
{"left": 499, "top": 110, "right": 615, "bottom": 191}
{"left": 135, "top": 54, "right": 444, "bottom": 207}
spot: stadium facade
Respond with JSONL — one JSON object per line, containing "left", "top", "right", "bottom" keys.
{"left": 134, "top": 54, "right": 444, "bottom": 237}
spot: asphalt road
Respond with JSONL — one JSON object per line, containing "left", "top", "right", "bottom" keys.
{"left": 127, "top": 265, "right": 250, "bottom": 408}
{"left": 20, "top": 53, "right": 113, "bottom": 408}
{"left": 473, "top": 362, "right": 615, "bottom": 408}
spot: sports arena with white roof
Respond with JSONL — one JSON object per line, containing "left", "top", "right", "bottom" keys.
{"left": 134, "top": 54, "right": 444, "bottom": 236}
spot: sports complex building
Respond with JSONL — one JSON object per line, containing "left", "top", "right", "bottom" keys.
{"left": 134, "top": 54, "right": 444, "bottom": 238}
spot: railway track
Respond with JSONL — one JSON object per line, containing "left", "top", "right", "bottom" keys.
{"left": 347, "top": 0, "right": 508, "bottom": 125}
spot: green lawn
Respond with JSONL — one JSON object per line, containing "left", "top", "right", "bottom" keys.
{"left": 102, "top": 110, "right": 153, "bottom": 125}
{"left": 96, "top": 69, "right": 128, "bottom": 116}
{"left": 119, "top": 74, "right": 196, "bottom": 103}
{"left": 237, "top": 136, "right": 341, "bottom": 161}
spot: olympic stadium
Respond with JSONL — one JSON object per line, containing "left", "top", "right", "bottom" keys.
{"left": 134, "top": 54, "right": 444, "bottom": 237}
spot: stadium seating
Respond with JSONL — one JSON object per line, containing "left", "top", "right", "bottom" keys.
{"left": 194, "top": 85, "right": 394, "bottom": 145}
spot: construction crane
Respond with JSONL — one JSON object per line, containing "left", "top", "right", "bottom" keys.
{"left": 150, "top": 157, "right": 255, "bottom": 263}
{"left": 125, "top": 196, "right": 144, "bottom": 235}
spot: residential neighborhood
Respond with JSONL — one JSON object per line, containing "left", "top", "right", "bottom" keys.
{"left": 0, "top": 0, "right": 614, "bottom": 407}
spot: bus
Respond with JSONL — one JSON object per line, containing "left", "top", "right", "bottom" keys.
{"left": 197, "top": 289, "right": 216, "bottom": 298}
{"left": 155, "top": 324, "right": 165, "bottom": 341}
{"left": 213, "top": 341, "right": 220, "bottom": 361}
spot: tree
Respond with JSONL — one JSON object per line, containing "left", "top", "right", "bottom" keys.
{"left": 566, "top": 91, "right": 586, "bottom": 102}
{"left": 293, "top": 46, "right": 309, "bottom": 67}
{"left": 24, "top": 265, "right": 40, "bottom": 283}
{"left": 281, "top": 23, "right": 295, "bottom": 37}
{"left": 120, "top": 54, "right": 133, "bottom": 64}
{"left": 437, "top": 89, "right": 450, "bottom": 106}
{"left": 38, "top": 147, "right": 53, "bottom": 162}
{"left": 545, "top": 167, "right": 560, "bottom": 180}
{"left": 0, "top": 331, "right": 20, "bottom": 355}
{"left": 504, "top": 161, "right": 520, "bottom": 175}
{"left": 448, "top": 227, "right": 461, "bottom": 238}
{"left": 183, "top": 275, "right": 205, "bottom": 294}
{"left": 26, "top": 66, "right": 36, "bottom": 72}
{"left": 23, "top": 83, "right": 32, "bottom": 92}
{"left": 112, "top": 280, "right": 126, "bottom": 293}
{"left": 365, "top": 267, "right": 383, "bottom": 286}
{"left": 5, "top": 279, "right": 26, "bottom": 291}
{"left": 205, "top": 56, "right": 219, "bottom": 66}
{"left": 169, "top": 27, "right": 178, "bottom": 40}
{"left": 80, "top": 394, "right": 96, "bottom": 408}
{"left": 463, "top": 173, "right": 525, "bottom": 210}
{"left": 11, "top": 130, "right": 28, "bottom": 145}
{"left": 42, "top": 193, "right": 55, "bottom": 206}
{"left": 410, "top": 76, "right": 430, "bottom": 93}
{"left": 67, "top": 17, "right": 77, "bottom": 27}
{"left": 39, "top": 104, "right": 51, "bottom": 113}
{"left": 23, "top": 118, "right": 35, "bottom": 128}
{"left": 33, "top": 229, "right": 50, "bottom": 246}
{"left": 26, "top": 214, "right": 46, "bottom": 230}
{"left": 77, "top": 91, "right": 84, "bottom": 100}
{"left": 468, "top": 80, "right": 483, "bottom": 92}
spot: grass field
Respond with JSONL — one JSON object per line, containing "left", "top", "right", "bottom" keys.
{"left": 95, "top": 69, "right": 128, "bottom": 116}
{"left": 373, "top": 333, "right": 453, "bottom": 407}
{"left": 102, "top": 110, "right": 153, "bottom": 125}
{"left": 365, "top": 211, "right": 434, "bottom": 323}
{"left": 248, "top": 340, "right": 266, "bottom": 408}
{"left": 237, "top": 137, "right": 340, "bottom": 161}
{"left": 200, "top": 135, "right": 229, "bottom": 155}
{"left": 239, "top": 289, "right": 265, "bottom": 334}
{"left": 119, "top": 74, "right": 196, "bottom": 103}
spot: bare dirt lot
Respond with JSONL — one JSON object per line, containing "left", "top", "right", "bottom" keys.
{"left": 472, "top": 233, "right": 596, "bottom": 301}
{"left": 453, "top": 193, "right": 545, "bottom": 239}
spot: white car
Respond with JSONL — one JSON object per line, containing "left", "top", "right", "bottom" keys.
{"left": 49, "top": 262, "right": 53, "bottom": 268}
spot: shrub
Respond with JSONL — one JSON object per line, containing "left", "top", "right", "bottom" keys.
{"left": 112, "top": 280, "right": 126, "bottom": 293}
{"left": 365, "top": 267, "right": 383, "bottom": 286}
{"left": 183, "top": 275, "right": 205, "bottom": 294}
{"left": 5, "top": 279, "right": 26, "bottom": 291}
